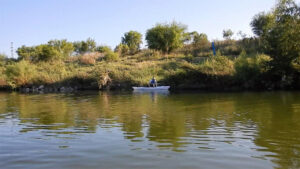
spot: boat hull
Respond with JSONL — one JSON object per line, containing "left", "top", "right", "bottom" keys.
{"left": 132, "top": 86, "right": 170, "bottom": 91}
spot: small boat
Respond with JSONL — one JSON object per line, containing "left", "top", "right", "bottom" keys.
{"left": 132, "top": 86, "right": 170, "bottom": 91}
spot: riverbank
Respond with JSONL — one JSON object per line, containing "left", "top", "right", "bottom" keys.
{"left": 1, "top": 0, "right": 300, "bottom": 93}
{"left": 1, "top": 50, "right": 300, "bottom": 93}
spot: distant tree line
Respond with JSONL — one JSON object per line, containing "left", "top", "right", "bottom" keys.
{"left": 16, "top": 21, "right": 214, "bottom": 62}
{"left": 14, "top": 0, "right": 300, "bottom": 81}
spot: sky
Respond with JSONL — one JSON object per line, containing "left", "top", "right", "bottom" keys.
{"left": 0, "top": 0, "right": 298, "bottom": 57}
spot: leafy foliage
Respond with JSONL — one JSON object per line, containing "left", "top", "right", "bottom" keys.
{"left": 250, "top": 12, "right": 275, "bottom": 37}
{"left": 0, "top": 53, "right": 7, "bottom": 65}
{"left": 73, "top": 38, "right": 96, "bottom": 54}
{"left": 5, "top": 60, "right": 36, "bottom": 88}
{"left": 234, "top": 51, "right": 272, "bottom": 82}
{"left": 104, "top": 52, "right": 119, "bottom": 62}
{"left": 223, "top": 29, "right": 234, "bottom": 40}
{"left": 35, "top": 45, "right": 60, "bottom": 62}
{"left": 253, "top": 0, "right": 300, "bottom": 76}
{"left": 146, "top": 22, "right": 187, "bottom": 53}
{"left": 96, "top": 46, "right": 113, "bottom": 53}
{"left": 48, "top": 39, "right": 74, "bottom": 58}
{"left": 4, "top": 2, "right": 300, "bottom": 90}
{"left": 199, "top": 55, "right": 235, "bottom": 76}
{"left": 17, "top": 40, "right": 74, "bottom": 62}
{"left": 17, "top": 46, "right": 37, "bottom": 61}
{"left": 115, "top": 43, "right": 129, "bottom": 56}
{"left": 121, "top": 31, "right": 142, "bottom": 54}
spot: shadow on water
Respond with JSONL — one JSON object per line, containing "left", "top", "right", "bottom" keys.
{"left": 0, "top": 91, "right": 300, "bottom": 168}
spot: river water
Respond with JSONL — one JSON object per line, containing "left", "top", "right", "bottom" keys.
{"left": 0, "top": 91, "right": 300, "bottom": 169}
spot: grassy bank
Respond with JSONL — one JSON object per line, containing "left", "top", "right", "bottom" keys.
{"left": 1, "top": 44, "right": 299, "bottom": 92}
{"left": 1, "top": 0, "right": 299, "bottom": 92}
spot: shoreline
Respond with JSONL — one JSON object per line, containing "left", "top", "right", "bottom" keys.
{"left": 1, "top": 84, "right": 299, "bottom": 94}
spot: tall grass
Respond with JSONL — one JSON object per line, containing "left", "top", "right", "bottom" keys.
{"left": 199, "top": 55, "right": 235, "bottom": 76}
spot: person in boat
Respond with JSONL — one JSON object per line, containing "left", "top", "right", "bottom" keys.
{"left": 149, "top": 77, "right": 157, "bottom": 87}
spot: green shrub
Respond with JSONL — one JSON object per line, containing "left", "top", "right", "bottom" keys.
{"left": 104, "top": 52, "right": 119, "bottom": 62}
{"left": 5, "top": 60, "right": 36, "bottom": 88}
{"left": 146, "top": 22, "right": 187, "bottom": 53}
{"left": 34, "top": 61, "right": 72, "bottom": 84}
{"left": 96, "top": 46, "right": 112, "bottom": 53}
{"left": 199, "top": 55, "right": 234, "bottom": 75}
{"left": 115, "top": 44, "right": 129, "bottom": 56}
{"left": 136, "top": 50, "right": 161, "bottom": 61}
{"left": 73, "top": 38, "right": 96, "bottom": 54}
{"left": 0, "top": 53, "right": 6, "bottom": 61}
{"left": 234, "top": 52, "right": 272, "bottom": 82}
{"left": 0, "top": 57, "right": 7, "bottom": 86}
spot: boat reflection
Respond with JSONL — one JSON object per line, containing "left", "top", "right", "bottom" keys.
{"left": 133, "top": 90, "right": 170, "bottom": 102}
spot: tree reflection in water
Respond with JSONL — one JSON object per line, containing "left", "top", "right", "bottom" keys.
{"left": 0, "top": 91, "right": 300, "bottom": 168}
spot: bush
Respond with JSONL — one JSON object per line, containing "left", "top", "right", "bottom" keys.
{"left": 234, "top": 52, "right": 272, "bottom": 82}
{"left": 79, "top": 52, "right": 104, "bottom": 65}
{"left": 136, "top": 49, "right": 161, "bottom": 61}
{"left": 0, "top": 53, "right": 7, "bottom": 67}
{"left": 17, "top": 42, "right": 71, "bottom": 62}
{"left": 0, "top": 53, "right": 6, "bottom": 61}
{"left": 47, "top": 39, "right": 74, "bottom": 59}
{"left": 104, "top": 52, "right": 119, "bottom": 62}
{"left": 73, "top": 38, "right": 96, "bottom": 54}
{"left": 16, "top": 46, "right": 37, "bottom": 61}
{"left": 96, "top": 46, "right": 112, "bottom": 53}
{"left": 115, "top": 44, "right": 129, "bottom": 56}
{"left": 146, "top": 22, "right": 187, "bottom": 53}
{"left": 0, "top": 57, "right": 7, "bottom": 87}
{"left": 199, "top": 55, "right": 235, "bottom": 75}
{"left": 34, "top": 61, "right": 72, "bottom": 84}
{"left": 5, "top": 60, "right": 36, "bottom": 88}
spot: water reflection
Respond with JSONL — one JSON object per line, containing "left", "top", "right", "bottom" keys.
{"left": 0, "top": 91, "right": 300, "bottom": 168}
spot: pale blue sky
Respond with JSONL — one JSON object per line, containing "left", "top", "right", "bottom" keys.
{"left": 0, "top": 0, "right": 296, "bottom": 57}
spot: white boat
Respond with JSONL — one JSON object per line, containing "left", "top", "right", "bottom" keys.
{"left": 132, "top": 86, "right": 170, "bottom": 91}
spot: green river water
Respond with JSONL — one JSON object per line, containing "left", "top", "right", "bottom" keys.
{"left": 0, "top": 91, "right": 300, "bottom": 169}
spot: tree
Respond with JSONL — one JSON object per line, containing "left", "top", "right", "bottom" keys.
{"left": 250, "top": 12, "right": 275, "bottom": 37}
{"left": 35, "top": 45, "right": 60, "bottom": 62}
{"left": 185, "top": 31, "right": 209, "bottom": 45}
{"left": 146, "top": 22, "right": 187, "bottom": 53}
{"left": 17, "top": 40, "right": 73, "bottom": 62}
{"left": 260, "top": 0, "right": 300, "bottom": 76}
{"left": 17, "top": 45, "right": 37, "bottom": 61}
{"left": 73, "top": 38, "right": 96, "bottom": 54}
{"left": 121, "top": 31, "right": 142, "bottom": 54}
{"left": 223, "top": 29, "right": 234, "bottom": 40}
{"left": 193, "top": 33, "right": 210, "bottom": 48}
{"left": 185, "top": 32, "right": 210, "bottom": 52}
{"left": 48, "top": 39, "right": 74, "bottom": 58}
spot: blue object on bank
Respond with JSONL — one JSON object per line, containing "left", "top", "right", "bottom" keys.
{"left": 212, "top": 42, "right": 216, "bottom": 56}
